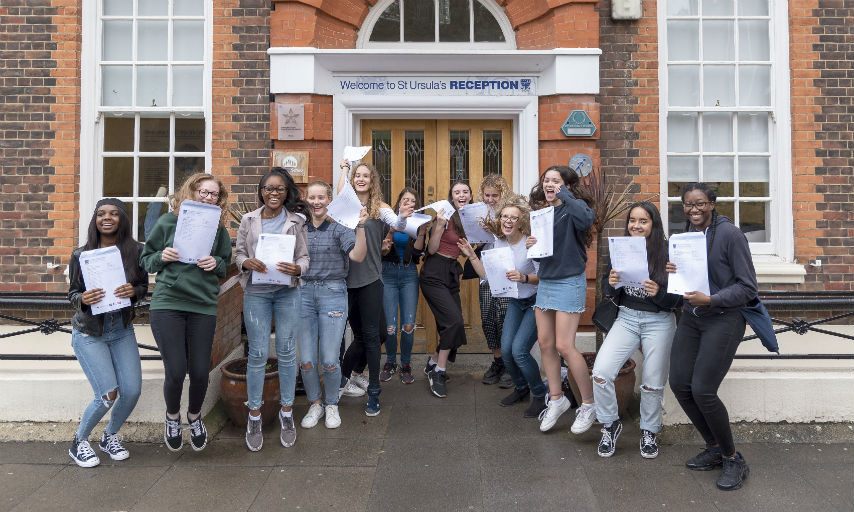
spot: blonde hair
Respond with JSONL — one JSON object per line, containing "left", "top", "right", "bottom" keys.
{"left": 170, "top": 172, "right": 229, "bottom": 226}
{"left": 482, "top": 194, "right": 532, "bottom": 239}
{"left": 478, "top": 174, "right": 511, "bottom": 203}
{"left": 306, "top": 180, "right": 334, "bottom": 223}
{"left": 350, "top": 162, "right": 384, "bottom": 219}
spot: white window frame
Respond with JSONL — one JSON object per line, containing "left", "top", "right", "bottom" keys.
{"left": 79, "top": 0, "right": 213, "bottom": 242}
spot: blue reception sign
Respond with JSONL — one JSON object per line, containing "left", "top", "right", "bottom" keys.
{"left": 561, "top": 110, "right": 596, "bottom": 137}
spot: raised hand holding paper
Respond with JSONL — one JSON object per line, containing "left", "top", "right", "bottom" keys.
{"left": 481, "top": 246, "right": 517, "bottom": 298}
{"left": 667, "top": 232, "right": 710, "bottom": 295}
{"left": 417, "top": 199, "right": 455, "bottom": 220}
{"left": 342, "top": 145, "right": 371, "bottom": 163}
{"left": 527, "top": 206, "right": 554, "bottom": 258}
{"left": 403, "top": 213, "right": 432, "bottom": 238}
{"left": 607, "top": 236, "right": 649, "bottom": 288}
{"left": 458, "top": 202, "right": 494, "bottom": 244}
{"left": 326, "top": 179, "right": 362, "bottom": 229}
{"left": 173, "top": 199, "right": 221, "bottom": 264}
{"left": 79, "top": 246, "right": 131, "bottom": 315}
{"left": 252, "top": 233, "right": 296, "bottom": 286}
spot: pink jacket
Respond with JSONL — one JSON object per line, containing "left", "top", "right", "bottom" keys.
{"left": 234, "top": 206, "right": 310, "bottom": 289}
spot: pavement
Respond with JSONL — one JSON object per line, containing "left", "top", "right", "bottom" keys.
{"left": 1, "top": 368, "right": 852, "bottom": 512}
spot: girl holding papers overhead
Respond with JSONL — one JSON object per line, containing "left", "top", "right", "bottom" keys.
{"left": 140, "top": 173, "right": 232, "bottom": 453}
{"left": 67, "top": 198, "right": 148, "bottom": 468}
{"left": 666, "top": 183, "right": 757, "bottom": 492}
{"left": 458, "top": 195, "right": 548, "bottom": 419}
{"left": 528, "top": 166, "right": 596, "bottom": 434}
{"left": 234, "top": 167, "right": 310, "bottom": 451}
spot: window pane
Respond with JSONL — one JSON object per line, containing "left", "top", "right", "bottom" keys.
{"left": 103, "top": 0, "right": 132, "bottom": 16}
{"left": 737, "top": 112, "right": 769, "bottom": 152}
{"left": 103, "top": 157, "right": 134, "bottom": 196}
{"left": 739, "top": 65, "right": 771, "bottom": 106}
{"left": 738, "top": 0, "right": 768, "bottom": 16}
{"left": 102, "top": 65, "right": 132, "bottom": 106}
{"left": 449, "top": 130, "right": 470, "bottom": 186}
{"left": 701, "top": 0, "right": 732, "bottom": 16}
{"left": 738, "top": 20, "right": 770, "bottom": 61}
{"left": 473, "top": 0, "right": 504, "bottom": 42}
{"left": 739, "top": 157, "right": 769, "bottom": 187}
{"left": 740, "top": 202, "right": 768, "bottom": 242}
{"left": 702, "top": 21, "right": 734, "bottom": 61}
{"left": 715, "top": 200, "right": 734, "bottom": 219}
{"left": 104, "top": 117, "right": 134, "bottom": 152}
{"left": 175, "top": 156, "right": 204, "bottom": 190}
{"left": 139, "top": 157, "right": 169, "bottom": 196}
{"left": 140, "top": 201, "right": 168, "bottom": 241}
{"left": 702, "top": 112, "right": 733, "bottom": 152}
{"left": 668, "top": 156, "right": 699, "bottom": 181}
{"left": 703, "top": 65, "right": 735, "bottom": 106}
{"left": 174, "top": 0, "right": 204, "bottom": 16}
{"left": 667, "top": 112, "right": 699, "bottom": 153}
{"left": 404, "top": 131, "right": 425, "bottom": 204}
{"left": 439, "top": 0, "right": 469, "bottom": 42}
{"left": 140, "top": 117, "right": 170, "bottom": 152}
{"left": 667, "top": 21, "right": 699, "bottom": 61}
{"left": 370, "top": 1, "right": 401, "bottom": 42}
{"left": 173, "top": 66, "right": 203, "bottom": 106}
{"left": 136, "top": 66, "right": 167, "bottom": 107}
{"left": 138, "top": 21, "right": 168, "bottom": 61}
{"left": 668, "top": 65, "right": 700, "bottom": 106}
{"left": 175, "top": 118, "right": 205, "bottom": 152}
{"left": 667, "top": 201, "right": 687, "bottom": 234}
{"left": 173, "top": 21, "right": 204, "bottom": 61}
{"left": 668, "top": 0, "right": 698, "bottom": 16}
{"left": 372, "top": 131, "right": 394, "bottom": 203}
{"left": 404, "top": 0, "right": 435, "bottom": 42}
{"left": 103, "top": 20, "right": 132, "bottom": 61}
{"left": 668, "top": 182, "right": 693, "bottom": 198}
{"left": 703, "top": 156, "right": 734, "bottom": 195}
{"left": 482, "top": 130, "right": 502, "bottom": 176}
{"left": 739, "top": 180, "right": 769, "bottom": 198}
{"left": 138, "top": 0, "right": 167, "bottom": 16}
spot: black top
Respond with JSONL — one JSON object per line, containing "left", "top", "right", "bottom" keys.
{"left": 601, "top": 262, "right": 682, "bottom": 313}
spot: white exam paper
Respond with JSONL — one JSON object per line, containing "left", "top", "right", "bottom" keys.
{"left": 79, "top": 246, "right": 131, "bottom": 315}
{"left": 527, "top": 206, "right": 554, "bottom": 258}
{"left": 252, "top": 233, "right": 296, "bottom": 286}
{"left": 458, "top": 202, "right": 494, "bottom": 244}
{"left": 403, "top": 213, "right": 432, "bottom": 239}
{"left": 481, "top": 246, "right": 517, "bottom": 298}
{"left": 173, "top": 200, "right": 221, "bottom": 264}
{"left": 343, "top": 145, "right": 371, "bottom": 163}
{"left": 326, "top": 180, "right": 362, "bottom": 229}
{"left": 667, "top": 232, "right": 710, "bottom": 295}
{"left": 417, "top": 200, "right": 455, "bottom": 220}
{"left": 607, "top": 236, "right": 650, "bottom": 289}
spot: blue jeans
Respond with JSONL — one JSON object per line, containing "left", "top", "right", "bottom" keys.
{"left": 299, "top": 279, "right": 348, "bottom": 406}
{"left": 72, "top": 313, "right": 142, "bottom": 440}
{"left": 592, "top": 308, "right": 676, "bottom": 433}
{"left": 501, "top": 296, "right": 546, "bottom": 398}
{"left": 382, "top": 261, "right": 419, "bottom": 365}
{"left": 244, "top": 286, "right": 301, "bottom": 410}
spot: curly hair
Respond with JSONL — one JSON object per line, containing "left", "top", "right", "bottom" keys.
{"left": 478, "top": 174, "right": 511, "bottom": 204}
{"left": 170, "top": 172, "right": 229, "bottom": 226}
{"left": 482, "top": 194, "right": 532, "bottom": 239}
{"left": 350, "top": 162, "right": 384, "bottom": 219}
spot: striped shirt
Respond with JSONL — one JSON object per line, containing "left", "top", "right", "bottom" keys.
{"left": 303, "top": 220, "right": 355, "bottom": 281}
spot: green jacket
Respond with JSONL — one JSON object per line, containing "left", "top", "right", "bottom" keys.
{"left": 140, "top": 213, "right": 232, "bottom": 316}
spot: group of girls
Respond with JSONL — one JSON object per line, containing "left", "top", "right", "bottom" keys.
{"left": 66, "top": 163, "right": 754, "bottom": 491}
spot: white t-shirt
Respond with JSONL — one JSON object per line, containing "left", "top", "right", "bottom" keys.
{"left": 487, "top": 237, "right": 539, "bottom": 299}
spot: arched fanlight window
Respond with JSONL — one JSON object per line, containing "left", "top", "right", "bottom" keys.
{"left": 359, "top": 0, "right": 515, "bottom": 48}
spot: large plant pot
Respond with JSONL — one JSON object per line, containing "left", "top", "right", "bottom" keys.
{"left": 567, "top": 352, "right": 636, "bottom": 417}
{"left": 220, "top": 357, "right": 280, "bottom": 428}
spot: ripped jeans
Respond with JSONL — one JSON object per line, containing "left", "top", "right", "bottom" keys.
{"left": 298, "top": 280, "right": 348, "bottom": 406}
{"left": 72, "top": 312, "right": 142, "bottom": 440}
{"left": 382, "top": 261, "right": 419, "bottom": 365}
{"left": 592, "top": 308, "right": 675, "bottom": 433}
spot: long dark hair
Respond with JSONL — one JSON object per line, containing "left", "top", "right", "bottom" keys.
{"left": 681, "top": 182, "right": 719, "bottom": 250}
{"left": 446, "top": 181, "right": 472, "bottom": 237}
{"left": 258, "top": 167, "right": 309, "bottom": 216}
{"left": 529, "top": 165, "right": 595, "bottom": 247}
{"left": 83, "top": 203, "right": 140, "bottom": 276}
{"left": 393, "top": 186, "right": 423, "bottom": 212}
{"left": 624, "top": 201, "right": 668, "bottom": 286}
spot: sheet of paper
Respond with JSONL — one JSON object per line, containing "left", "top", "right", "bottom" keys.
{"left": 607, "top": 236, "right": 650, "bottom": 289}
{"left": 326, "top": 180, "right": 362, "bottom": 229}
{"left": 252, "top": 233, "right": 296, "bottom": 286}
{"left": 402, "top": 213, "right": 432, "bottom": 238}
{"left": 481, "top": 246, "right": 517, "bottom": 298}
{"left": 342, "top": 145, "right": 371, "bottom": 163}
{"left": 417, "top": 199, "right": 455, "bottom": 220}
{"left": 667, "top": 232, "right": 710, "bottom": 295}
{"left": 527, "top": 206, "right": 554, "bottom": 258}
{"left": 79, "top": 246, "right": 131, "bottom": 315}
{"left": 172, "top": 200, "right": 221, "bottom": 264}
{"left": 458, "top": 202, "right": 494, "bottom": 244}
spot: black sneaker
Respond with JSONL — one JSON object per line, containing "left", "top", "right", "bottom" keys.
{"left": 98, "top": 432, "right": 130, "bottom": 461}
{"left": 428, "top": 368, "right": 447, "bottom": 398}
{"left": 499, "top": 387, "right": 530, "bottom": 407}
{"left": 481, "top": 359, "right": 505, "bottom": 385}
{"left": 523, "top": 396, "right": 548, "bottom": 418}
{"left": 639, "top": 429, "right": 659, "bottom": 459}
{"left": 685, "top": 447, "right": 723, "bottom": 471}
{"left": 164, "top": 414, "right": 183, "bottom": 452}
{"left": 717, "top": 452, "right": 749, "bottom": 490}
{"left": 497, "top": 371, "right": 514, "bottom": 389}
{"left": 380, "top": 361, "right": 397, "bottom": 382}
{"left": 68, "top": 434, "right": 100, "bottom": 468}
{"left": 424, "top": 357, "right": 436, "bottom": 376}
{"left": 597, "top": 421, "right": 623, "bottom": 458}
{"left": 399, "top": 364, "right": 415, "bottom": 384}
{"left": 187, "top": 415, "right": 208, "bottom": 452}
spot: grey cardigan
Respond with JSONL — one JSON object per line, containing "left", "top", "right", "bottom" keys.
{"left": 234, "top": 207, "right": 310, "bottom": 289}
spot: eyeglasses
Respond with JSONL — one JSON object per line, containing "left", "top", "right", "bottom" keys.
{"left": 682, "top": 201, "right": 711, "bottom": 210}
{"left": 500, "top": 214, "right": 521, "bottom": 222}
{"left": 197, "top": 189, "right": 220, "bottom": 200}
{"left": 262, "top": 186, "right": 287, "bottom": 194}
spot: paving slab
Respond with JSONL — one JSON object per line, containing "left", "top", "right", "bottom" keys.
{"left": 132, "top": 466, "right": 270, "bottom": 512}
{"left": 249, "top": 466, "right": 375, "bottom": 511}
{"left": 0, "top": 464, "right": 63, "bottom": 512}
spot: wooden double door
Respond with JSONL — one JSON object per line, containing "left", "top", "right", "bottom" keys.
{"left": 359, "top": 119, "right": 514, "bottom": 354}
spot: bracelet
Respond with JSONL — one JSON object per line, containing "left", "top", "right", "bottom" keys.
{"left": 524, "top": 274, "right": 529, "bottom": 283}
{"left": 340, "top": 164, "right": 350, "bottom": 169}
{"left": 356, "top": 223, "right": 365, "bottom": 228}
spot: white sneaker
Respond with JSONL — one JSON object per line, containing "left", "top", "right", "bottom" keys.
{"left": 301, "top": 403, "right": 325, "bottom": 429}
{"left": 325, "top": 405, "right": 341, "bottom": 429}
{"left": 571, "top": 404, "right": 597, "bottom": 434}
{"left": 339, "top": 379, "right": 366, "bottom": 398}
{"left": 538, "top": 395, "right": 571, "bottom": 432}
{"left": 350, "top": 373, "right": 369, "bottom": 390}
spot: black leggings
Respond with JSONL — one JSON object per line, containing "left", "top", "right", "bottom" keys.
{"left": 669, "top": 309, "right": 746, "bottom": 455}
{"left": 419, "top": 254, "right": 466, "bottom": 359}
{"left": 150, "top": 309, "right": 217, "bottom": 416}
{"left": 341, "top": 279, "right": 384, "bottom": 395}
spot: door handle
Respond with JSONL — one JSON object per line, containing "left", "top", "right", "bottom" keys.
{"left": 427, "top": 186, "right": 434, "bottom": 200}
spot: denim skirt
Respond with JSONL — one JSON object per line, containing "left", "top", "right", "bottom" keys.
{"left": 535, "top": 272, "right": 587, "bottom": 313}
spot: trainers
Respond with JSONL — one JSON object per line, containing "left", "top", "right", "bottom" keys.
{"left": 570, "top": 404, "right": 597, "bottom": 434}
{"left": 164, "top": 414, "right": 183, "bottom": 452}
{"left": 98, "top": 432, "right": 130, "bottom": 461}
{"left": 245, "top": 417, "right": 263, "bottom": 452}
{"left": 187, "top": 415, "right": 208, "bottom": 452}
{"left": 380, "top": 361, "right": 397, "bottom": 382}
{"left": 538, "top": 395, "right": 571, "bottom": 432}
{"left": 325, "top": 405, "right": 341, "bottom": 428}
{"left": 685, "top": 447, "right": 723, "bottom": 471}
{"left": 339, "top": 379, "right": 366, "bottom": 398}
{"left": 597, "top": 421, "right": 623, "bottom": 458}
{"left": 481, "top": 359, "right": 505, "bottom": 385}
{"left": 428, "top": 368, "right": 448, "bottom": 398}
{"left": 639, "top": 429, "right": 659, "bottom": 459}
{"left": 524, "top": 396, "right": 548, "bottom": 418}
{"left": 279, "top": 412, "right": 297, "bottom": 447}
{"left": 350, "top": 373, "right": 369, "bottom": 390}
{"left": 498, "top": 371, "right": 514, "bottom": 389}
{"left": 301, "top": 403, "right": 325, "bottom": 429}
{"left": 499, "top": 387, "right": 530, "bottom": 407}
{"left": 717, "top": 452, "right": 749, "bottom": 491}
{"left": 399, "top": 364, "right": 415, "bottom": 384}
{"left": 69, "top": 434, "right": 100, "bottom": 468}
{"left": 423, "top": 357, "right": 436, "bottom": 376}
{"left": 365, "top": 394, "right": 381, "bottom": 417}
